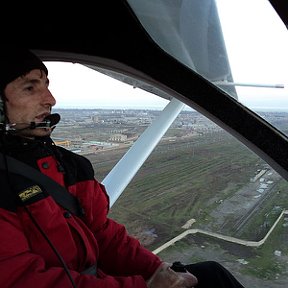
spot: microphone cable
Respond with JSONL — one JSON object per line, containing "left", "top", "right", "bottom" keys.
{"left": 24, "top": 206, "right": 78, "bottom": 288}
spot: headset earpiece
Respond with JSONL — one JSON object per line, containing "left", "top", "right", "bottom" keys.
{"left": 0, "top": 95, "right": 5, "bottom": 126}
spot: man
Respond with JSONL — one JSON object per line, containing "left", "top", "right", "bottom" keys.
{"left": 0, "top": 48, "right": 245, "bottom": 287}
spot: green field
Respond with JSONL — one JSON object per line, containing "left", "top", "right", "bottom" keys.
{"left": 89, "top": 131, "right": 267, "bottom": 244}
{"left": 87, "top": 129, "right": 288, "bottom": 285}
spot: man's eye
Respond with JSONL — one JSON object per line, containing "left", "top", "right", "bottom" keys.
{"left": 24, "top": 85, "right": 34, "bottom": 91}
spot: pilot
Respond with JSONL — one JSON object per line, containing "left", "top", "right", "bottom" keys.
{"left": 0, "top": 48, "right": 245, "bottom": 288}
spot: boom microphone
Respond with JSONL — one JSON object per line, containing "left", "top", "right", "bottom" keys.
{"left": 1, "top": 113, "right": 61, "bottom": 132}
{"left": 30, "top": 113, "right": 61, "bottom": 129}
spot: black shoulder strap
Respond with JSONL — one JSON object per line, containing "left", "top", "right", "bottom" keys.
{"left": 0, "top": 153, "right": 84, "bottom": 217}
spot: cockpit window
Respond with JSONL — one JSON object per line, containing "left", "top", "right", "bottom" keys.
{"left": 127, "top": 0, "right": 288, "bottom": 123}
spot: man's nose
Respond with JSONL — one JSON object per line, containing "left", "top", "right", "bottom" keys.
{"left": 43, "top": 89, "right": 56, "bottom": 106}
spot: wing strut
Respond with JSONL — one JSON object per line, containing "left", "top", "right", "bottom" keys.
{"left": 102, "top": 97, "right": 184, "bottom": 207}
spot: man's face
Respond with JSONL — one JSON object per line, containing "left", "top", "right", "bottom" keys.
{"left": 4, "top": 69, "right": 56, "bottom": 138}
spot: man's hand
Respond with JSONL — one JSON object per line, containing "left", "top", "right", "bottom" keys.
{"left": 146, "top": 262, "right": 198, "bottom": 288}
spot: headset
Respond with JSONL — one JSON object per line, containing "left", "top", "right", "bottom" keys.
{"left": 0, "top": 95, "right": 4, "bottom": 127}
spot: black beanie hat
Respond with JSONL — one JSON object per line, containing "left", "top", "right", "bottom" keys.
{"left": 0, "top": 48, "right": 48, "bottom": 94}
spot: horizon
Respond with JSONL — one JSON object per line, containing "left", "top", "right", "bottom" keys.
{"left": 52, "top": 106, "right": 288, "bottom": 113}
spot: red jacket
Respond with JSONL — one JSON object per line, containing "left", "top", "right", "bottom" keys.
{"left": 0, "top": 136, "right": 161, "bottom": 287}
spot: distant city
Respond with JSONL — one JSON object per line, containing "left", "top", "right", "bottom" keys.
{"left": 51, "top": 108, "right": 222, "bottom": 155}
{"left": 51, "top": 108, "right": 288, "bottom": 156}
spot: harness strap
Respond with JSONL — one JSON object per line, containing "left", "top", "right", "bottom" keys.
{"left": 0, "top": 152, "right": 85, "bottom": 217}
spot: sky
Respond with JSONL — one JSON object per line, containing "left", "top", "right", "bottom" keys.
{"left": 45, "top": 0, "right": 288, "bottom": 111}
{"left": 45, "top": 62, "right": 169, "bottom": 110}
